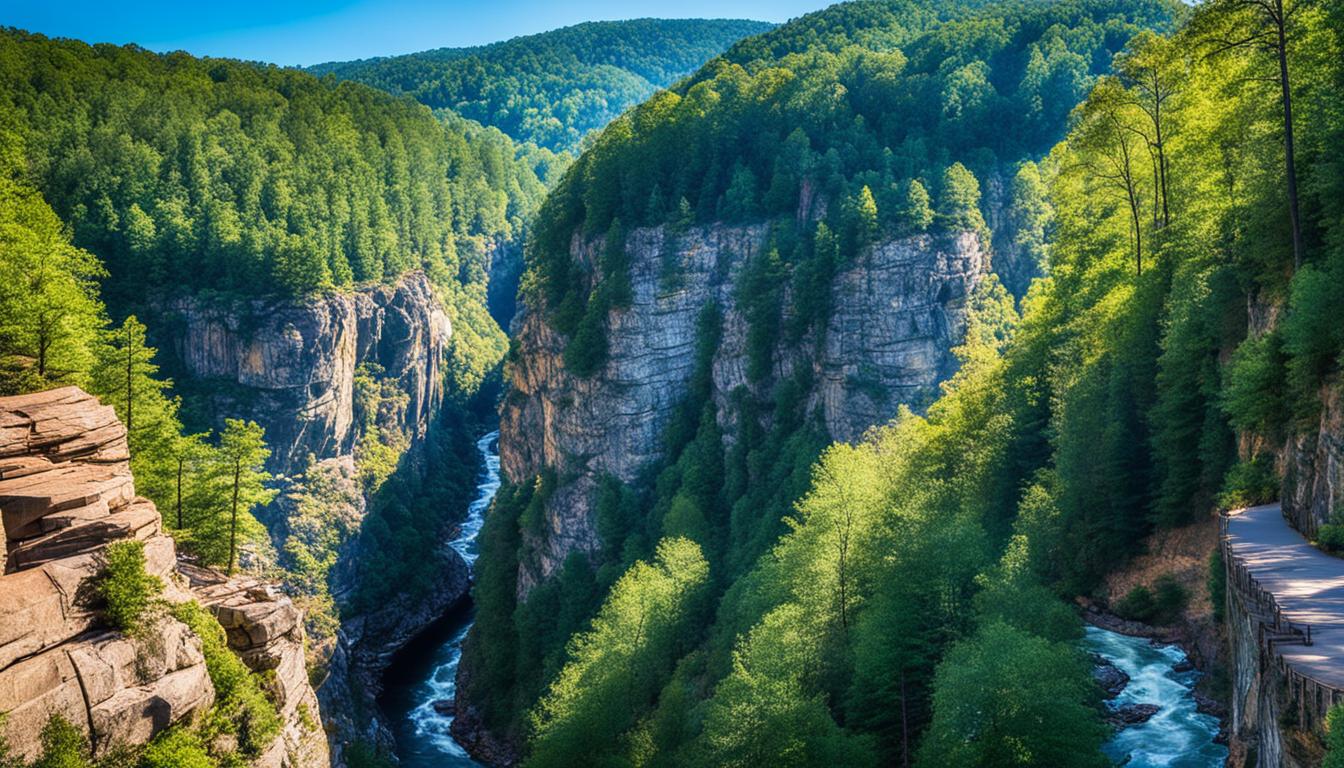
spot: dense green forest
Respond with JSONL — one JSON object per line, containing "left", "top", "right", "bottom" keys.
{"left": 466, "top": 0, "right": 1344, "bottom": 764}
{"left": 0, "top": 27, "right": 547, "bottom": 303}
{"left": 0, "top": 27, "right": 515, "bottom": 707}
{"left": 309, "top": 19, "right": 774, "bottom": 153}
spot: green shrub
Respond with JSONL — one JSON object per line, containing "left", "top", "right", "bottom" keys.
{"left": 1218, "top": 456, "right": 1279, "bottom": 510}
{"left": 1318, "top": 523, "right": 1344, "bottom": 554}
{"left": 30, "top": 715, "right": 91, "bottom": 768}
{"left": 95, "top": 540, "right": 162, "bottom": 633}
{"left": 1115, "top": 575, "right": 1187, "bottom": 625}
{"left": 1325, "top": 702, "right": 1344, "bottom": 768}
{"left": 139, "top": 728, "right": 214, "bottom": 768}
{"left": 1152, "top": 575, "right": 1188, "bottom": 622}
{"left": 1115, "top": 585, "right": 1156, "bottom": 622}
{"left": 171, "top": 601, "right": 281, "bottom": 756}
{"left": 1222, "top": 332, "right": 1289, "bottom": 439}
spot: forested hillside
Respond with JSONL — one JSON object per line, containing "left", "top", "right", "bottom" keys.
{"left": 0, "top": 28, "right": 547, "bottom": 304}
{"left": 308, "top": 19, "right": 774, "bottom": 152}
{"left": 0, "top": 31, "right": 535, "bottom": 749}
{"left": 460, "top": 0, "right": 1247, "bottom": 765}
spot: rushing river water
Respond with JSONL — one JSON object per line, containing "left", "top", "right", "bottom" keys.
{"left": 1085, "top": 626, "right": 1227, "bottom": 767}
{"left": 382, "top": 430, "right": 499, "bottom": 767}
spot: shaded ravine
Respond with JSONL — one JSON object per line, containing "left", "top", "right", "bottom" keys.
{"left": 381, "top": 430, "right": 499, "bottom": 767}
{"left": 1085, "top": 626, "right": 1226, "bottom": 767}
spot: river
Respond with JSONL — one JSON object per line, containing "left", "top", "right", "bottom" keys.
{"left": 381, "top": 429, "right": 499, "bottom": 767}
{"left": 1085, "top": 626, "right": 1227, "bottom": 767}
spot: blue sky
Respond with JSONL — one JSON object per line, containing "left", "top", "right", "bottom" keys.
{"left": 4, "top": 0, "right": 822, "bottom": 66}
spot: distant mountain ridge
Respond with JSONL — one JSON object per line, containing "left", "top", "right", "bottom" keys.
{"left": 308, "top": 18, "right": 775, "bottom": 151}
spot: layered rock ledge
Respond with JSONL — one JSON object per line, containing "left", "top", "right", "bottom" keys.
{"left": 0, "top": 387, "right": 328, "bottom": 766}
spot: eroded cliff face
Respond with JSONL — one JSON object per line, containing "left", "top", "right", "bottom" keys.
{"left": 1283, "top": 383, "right": 1343, "bottom": 538}
{"left": 154, "top": 271, "right": 450, "bottom": 476}
{"left": 0, "top": 387, "right": 328, "bottom": 766}
{"left": 501, "top": 223, "right": 985, "bottom": 589}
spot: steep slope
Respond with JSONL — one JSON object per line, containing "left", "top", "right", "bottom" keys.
{"left": 0, "top": 387, "right": 327, "bottom": 767}
{"left": 0, "top": 30, "right": 522, "bottom": 759}
{"left": 461, "top": 0, "right": 1183, "bottom": 760}
{"left": 309, "top": 19, "right": 775, "bottom": 152}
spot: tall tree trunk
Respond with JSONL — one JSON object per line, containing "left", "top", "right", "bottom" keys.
{"left": 228, "top": 461, "right": 241, "bottom": 575}
{"left": 1129, "top": 188, "right": 1144, "bottom": 276}
{"left": 175, "top": 457, "right": 184, "bottom": 529}
{"left": 124, "top": 323, "right": 133, "bottom": 439}
{"left": 1275, "top": 5, "right": 1303, "bottom": 268}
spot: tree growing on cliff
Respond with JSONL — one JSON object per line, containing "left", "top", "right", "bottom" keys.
{"left": 90, "top": 315, "right": 184, "bottom": 508}
{"left": 190, "top": 420, "right": 275, "bottom": 574}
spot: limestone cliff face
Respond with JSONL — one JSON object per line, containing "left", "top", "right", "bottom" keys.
{"left": 153, "top": 271, "right": 450, "bottom": 476}
{"left": 501, "top": 223, "right": 985, "bottom": 589}
{"left": 0, "top": 387, "right": 329, "bottom": 766}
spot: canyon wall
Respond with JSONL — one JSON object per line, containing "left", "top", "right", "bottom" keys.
{"left": 152, "top": 271, "right": 450, "bottom": 477}
{"left": 1283, "top": 383, "right": 1343, "bottom": 538}
{"left": 501, "top": 223, "right": 986, "bottom": 590}
{"left": 0, "top": 387, "right": 328, "bottom": 766}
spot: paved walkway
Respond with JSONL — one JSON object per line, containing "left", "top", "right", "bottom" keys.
{"left": 1225, "top": 503, "right": 1344, "bottom": 688}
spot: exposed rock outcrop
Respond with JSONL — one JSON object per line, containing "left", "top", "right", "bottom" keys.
{"left": 152, "top": 271, "right": 450, "bottom": 477}
{"left": 1283, "top": 382, "right": 1343, "bottom": 538}
{"left": 0, "top": 388, "right": 328, "bottom": 766}
{"left": 500, "top": 223, "right": 986, "bottom": 590}
{"left": 184, "top": 565, "right": 330, "bottom": 767}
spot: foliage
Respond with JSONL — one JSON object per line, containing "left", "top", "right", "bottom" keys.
{"left": 1317, "top": 521, "right": 1344, "bottom": 555}
{"left": 915, "top": 622, "right": 1108, "bottom": 768}
{"left": 348, "top": 397, "right": 485, "bottom": 613}
{"left": 0, "top": 29, "right": 545, "bottom": 301}
{"left": 310, "top": 19, "right": 774, "bottom": 152}
{"left": 29, "top": 716, "right": 91, "bottom": 768}
{"left": 171, "top": 601, "right": 281, "bottom": 757}
{"left": 94, "top": 540, "right": 162, "bottom": 633}
{"left": 1218, "top": 456, "right": 1280, "bottom": 511}
{"left": 0, "top": 160, "right": 104, "bottom": 393}
{"left": 525, "top": 538, "right": 710, "bottom": 768}
{"left": 1114, "top": 575, "right": 1187, "bottom": 625}
{"left": 1326, "top": 702, "right": 1344, "bottom": 768}
{"left": 137, "top": 728, "right": 214, "bottom": 768}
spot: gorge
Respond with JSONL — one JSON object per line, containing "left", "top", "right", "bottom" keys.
{"left": 3, "top": 0, "right": 1344, "bottom": 766}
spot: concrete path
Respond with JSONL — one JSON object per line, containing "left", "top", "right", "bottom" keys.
{"left": 1225, "top": 504, "right": 1344, "bottom": 688}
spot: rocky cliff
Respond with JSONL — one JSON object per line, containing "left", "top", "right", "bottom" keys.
{"left": 0, "top": 387, "right": 328, "bottom": 766}
{"left": 153, "top": 271, "right": 450, "bottom": 477}
{"left": 501, "top": 223, "right": 986, "bottom": 590}
{"left": 1283, "top": 382, "right": 1343, "bottom": 538}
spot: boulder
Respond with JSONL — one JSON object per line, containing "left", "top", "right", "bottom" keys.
{"left": 1091, "top": 656, "right": 1130, "bottom": 699}
{"left": 1106, "top": 703, "right": 1161, "bottom": 728}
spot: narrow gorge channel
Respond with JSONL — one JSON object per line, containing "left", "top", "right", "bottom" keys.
{"left": 1086, "top": 627, "right": 1227, "bottom": 767}
{"left": 382, "top": 430, "right": 500, "bottom": 767}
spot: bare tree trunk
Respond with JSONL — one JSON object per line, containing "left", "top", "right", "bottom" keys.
{"left": 228, "top": 461, "right": 241, "bottom": 575}
{"left": 1275, "top": 4, "right": 1303, "bottom": 268}
{"left": 124, "top": 323, "right": 133, "bottom": 439}
{"left": 175, "top": 457, "right": 184, "bottom": 529}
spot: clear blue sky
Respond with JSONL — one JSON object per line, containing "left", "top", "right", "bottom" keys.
{"left": 4, "top": 0, "right": 820, "bottom": 67}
